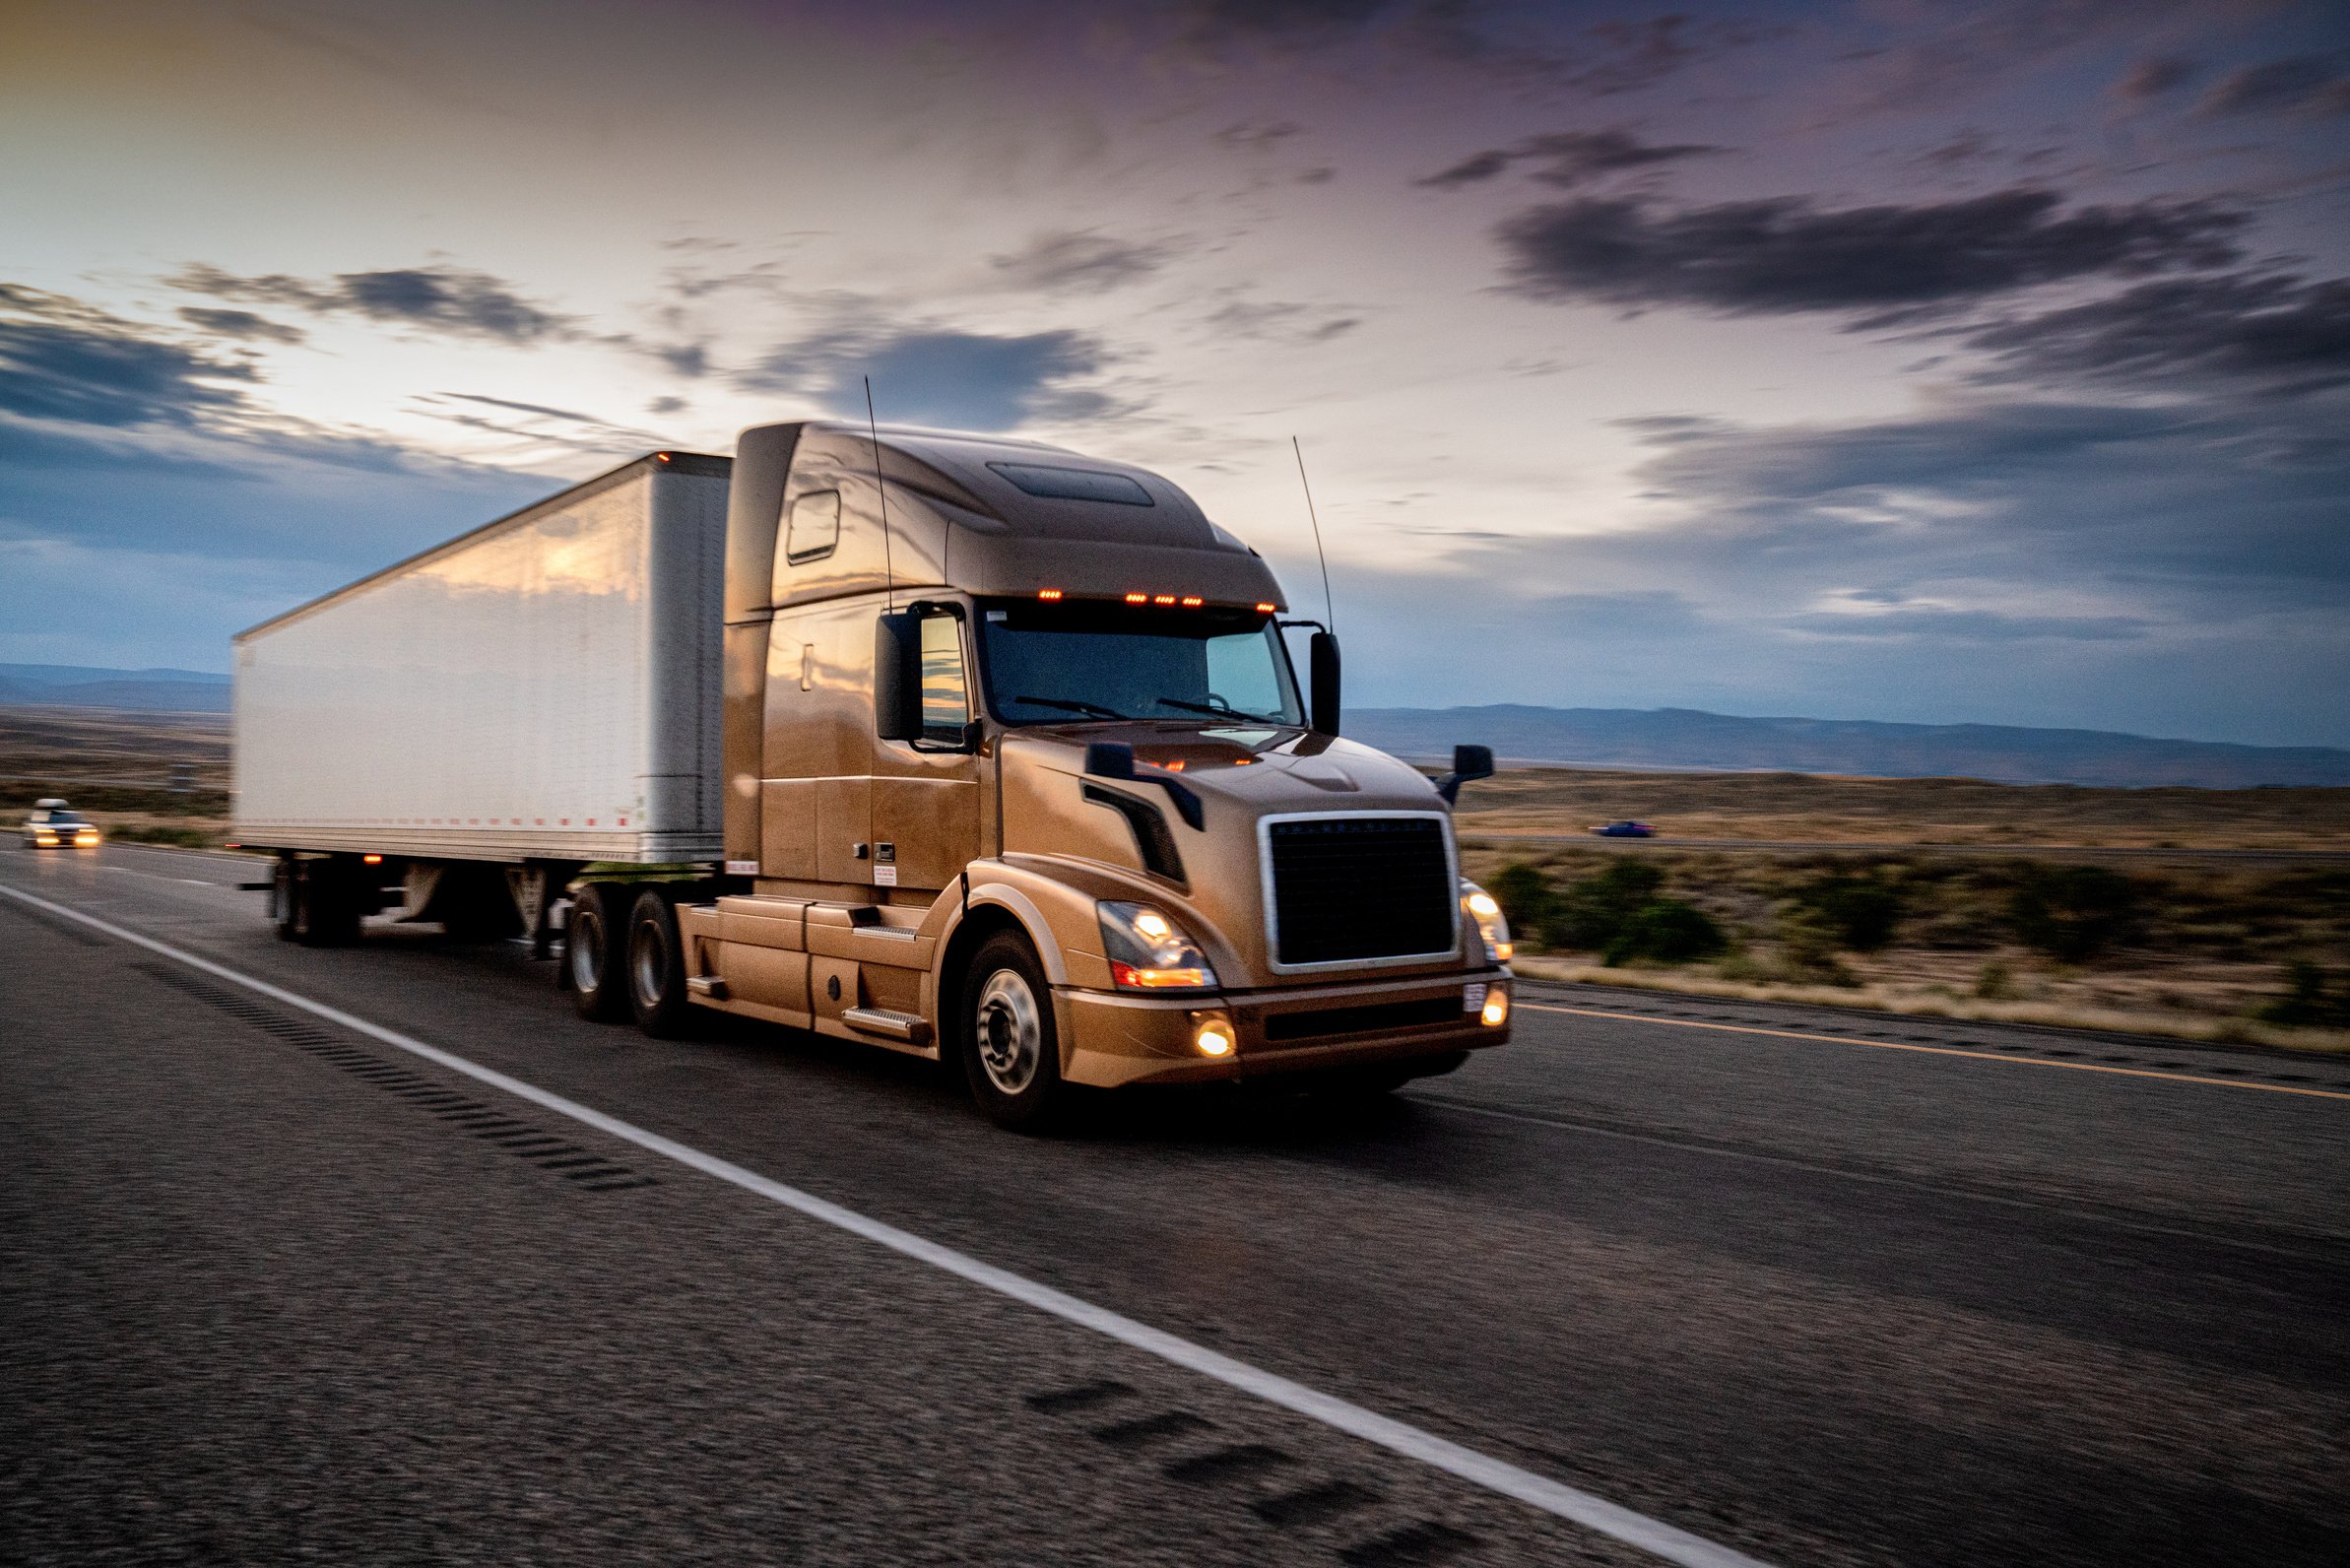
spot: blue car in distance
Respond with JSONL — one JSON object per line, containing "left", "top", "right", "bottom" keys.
{"left": 1590, "top": 820, "right": 1658, "bottom": 838}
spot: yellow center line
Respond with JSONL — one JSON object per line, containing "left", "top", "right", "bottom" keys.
{"left": 1517, "top": 1001, "right": 2350, "bottom": 1103}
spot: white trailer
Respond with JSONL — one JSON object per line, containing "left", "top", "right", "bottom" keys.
{"left": 233, "top": 452, "right": 730, "bottom": 945}
{"left": 233, "top": 453, "right": 730, "bottom": 866}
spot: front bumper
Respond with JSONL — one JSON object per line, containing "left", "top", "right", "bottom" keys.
{"left": 1059, "top": 968, "right": 1511, "bottom": 1088}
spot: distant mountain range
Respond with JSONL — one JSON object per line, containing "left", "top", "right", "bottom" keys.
{"left": 0, "top": 664, "right": 230, "bottom": 714}
{"left": 3, "top": 669, "right": 2341, "bottom": 786}
{"left": 1350, "top": 705, "right": 2350, "bottom": 789}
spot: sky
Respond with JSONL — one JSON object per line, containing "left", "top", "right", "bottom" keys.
{"left": 2, "top": 0, "right": 2346, "bottom": 746}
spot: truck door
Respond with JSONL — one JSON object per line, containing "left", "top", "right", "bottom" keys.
{"left": 871, "top": 602, "right": 982, "bottom": 893}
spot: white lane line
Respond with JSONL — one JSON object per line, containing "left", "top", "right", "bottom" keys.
{"left": 1, "top": 881, "right": 1767, "bottom": 1568}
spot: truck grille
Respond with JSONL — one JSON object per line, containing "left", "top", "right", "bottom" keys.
{"left": 1266, "top": 817, "right": 1455, "bottom": 968}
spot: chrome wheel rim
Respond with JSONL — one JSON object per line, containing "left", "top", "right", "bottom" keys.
{"left": 571, "top": 909, "right": 604, "bottom": 992}
{"left": 974, "top": 968, "right": 1042, "bottom": 1095}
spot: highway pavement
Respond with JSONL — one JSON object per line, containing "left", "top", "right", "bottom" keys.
{"left": 4, "top": 841, "right": 2347, "bottom": 1566}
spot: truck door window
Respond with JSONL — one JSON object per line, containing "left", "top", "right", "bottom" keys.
{"left": 785, "top": 490, "right": 840, "bottom": 563}
{"left": 920, "top": 611, "right": 970, "bottom": 743}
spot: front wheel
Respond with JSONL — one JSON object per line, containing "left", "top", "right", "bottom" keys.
{"left": 959, "top": 932, "right": 1068, "bottom": 1133}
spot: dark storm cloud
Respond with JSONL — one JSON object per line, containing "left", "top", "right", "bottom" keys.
{"left": 987, "top": 231, "right": 1174, "bottom": 294}
{"left": 1962, "top": 272, "right": 2350, "bottom": 396}
{"left": 2194, "top": 52, "right": 2350, "bottom": 118}
{"left": 172, "top": 263, "right": 573, "bottom": 344}
{"left": 1613, "top": 397, "right": 2350, "bottom": 603}
{"left": 1494, "top": 189, "right": 2245, "bottom": 317}
{"left": 0, "top": 286, "right": 254, "bottom": 427}
{"left": 1417, "top": 129, "right": 1720, "bottom": 190}
{"left": 743, "top": 324, "right": 1114, "bottom": 430}
{"left": 177, "top": 307, "right": 308, "bottom": 345}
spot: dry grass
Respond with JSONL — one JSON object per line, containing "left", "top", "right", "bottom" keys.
{"left": 1454, "top": 766, "right": 2350, "bottom": 850}
{"left": 0, "top": 705, "right": 232, "bottom": 844}
{"left": 1468, "top": 841, "right": 2350, "bottom": 1054}
{"left": 1509, "top": 955, "right": 2350, "bottom": 1055}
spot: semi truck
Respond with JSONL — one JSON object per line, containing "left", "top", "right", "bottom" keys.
{"left": 233, "top": 422, "right": 1515, "bottom": 1128}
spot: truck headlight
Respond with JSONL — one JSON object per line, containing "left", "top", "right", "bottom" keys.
{"left": 1099, "top": 902, "right": 1218, "bottom": 991}
{"left": 1462, "top": 880, "right": 1512, "bottom": 964}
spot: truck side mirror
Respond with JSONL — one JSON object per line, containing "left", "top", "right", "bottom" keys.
{"left": 1309, "top": 631, "right": 1341, "bottom": 736}
{"left": 874, "top": 612, "right": 920, "bottom": 742}
{"left": 1434, "top": 743, "right": 1495, "bottom": 805}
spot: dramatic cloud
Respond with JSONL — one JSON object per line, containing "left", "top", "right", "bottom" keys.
{"left": 1963, "top": 272, "right": 2350, "bottom": 396}
{"left": 2195, "top": 52, "right": 2350, "bottom": 118}
{"left": 1495, "top": 189, "right": 2245, "bottom": 316}
{"left": 742, "top": 324, "right": 1113, "bottom": 429}
{"left": 172, "top": 263, "right": 573, "bottom": 344}
{"left": 0, "top": 286, "right": 255, "bottom": 428}
{"left": 1417, "top": 129, "right": 1719, "bottom": 190}
{"left": 177, "top": 307, "right": 307, "bottom": 345}
{"left": 987, "top": 230, "right": 1174, "bottom": 294}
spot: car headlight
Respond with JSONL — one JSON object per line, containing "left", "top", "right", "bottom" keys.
{"left": 1099, "top": 901, "right": 1218, "bottom": 991}
{"left": 1461, "top": 880, "right": 1513, "bottom": 964}
{"left": 35, "top": 833, "right": 58, "bottom": 845}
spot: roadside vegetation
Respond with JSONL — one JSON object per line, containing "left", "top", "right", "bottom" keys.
{"left": 1466, "top": 844, "right": 2350, "bottom": 1052}
{"left": 1453, "top": 766, "right": 2350, "bottom": 851}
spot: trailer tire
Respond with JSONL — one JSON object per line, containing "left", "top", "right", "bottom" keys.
{"left": 566, "top": 883, "right": 630, "bottom": 1022}
{"left": 958, "top": 932, "right": 1068, "bottom": 1133}
{"left": 626, "top": 887, "right": 693, "bottom": 1038}
{"left": 292, "top": 859, "right": 360, "bottom": 948}
{"left": 273, "top": 858, "right": 299, "bottom": 943}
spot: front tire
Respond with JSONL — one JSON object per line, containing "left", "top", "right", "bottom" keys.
{"left": 959, "top": 932, "right": 1067, "bottom": 1133}
{"left": 626, "top": 887, "right": 693, "bottom": 1038}
{"left": 565, "top": 882, "right": 629, "bottom": 1022}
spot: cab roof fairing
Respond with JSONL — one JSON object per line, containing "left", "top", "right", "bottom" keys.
{"left": 760, "top": 421, "right": 1288, "bottom": 612}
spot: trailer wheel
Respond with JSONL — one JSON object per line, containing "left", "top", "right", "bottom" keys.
{"left": 626, "top": 887, "right": 693, "bottom": 1038}
{"left": 291, "top": 859, "right": 359, "bottom": 948}
{"left": 273, "top": 858, "right": 299, "bottom": 943}
{"left": 566, "top": 883, "right": 630, "bottom": 1022}
{"left": 958, "top": 932, "right": 1068, "bottom": 1133}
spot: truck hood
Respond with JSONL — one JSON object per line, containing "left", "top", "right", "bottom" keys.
{"left": 997, "top": 722, "right": 1469, "bottom": 988}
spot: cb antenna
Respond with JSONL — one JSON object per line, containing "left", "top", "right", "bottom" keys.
{"left": 1291, "top": 435, "right": 1334, "bottom": 633}
{"left": 865, "top": 374, "right": 895, "bottom": 613}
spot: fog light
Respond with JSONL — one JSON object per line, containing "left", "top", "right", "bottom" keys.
{"left": 1193, "top": 1015, "right": 1236, "bottom": 1057}
{"left": 1481, "top": 990, "right": 1510, "bottom": 1027}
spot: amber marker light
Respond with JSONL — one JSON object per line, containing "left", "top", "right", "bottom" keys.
{"left": 1153, "top": 593, "right": 1177, "bottom": 606}
{"left": 1255, "top": 602, "right": 1277, "bottom": 613}
{"left": 1180, "top": 595, "right": 1204, "bottom": 607}
{"left": 1482, "top": 990, "right": 1511, "bottom": 1027}
{"left": 1037, "top": 588, "right": 1064, "bottom": 600}
{"left": 1125, "top": 592, "right": 1148, "bottom": 604}
{"left": 362, "top": 854, "right": 383, "bottom": 865}
{"left": 1192, "top": 1015, "right": 1237, "bottom": 1058}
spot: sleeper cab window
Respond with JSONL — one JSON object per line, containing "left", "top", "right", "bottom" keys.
{"left": 919, "top": 611, "right": 969, "bottom": 743}
{"left": 784, "top": 489, "right": 841, "bottom": 564}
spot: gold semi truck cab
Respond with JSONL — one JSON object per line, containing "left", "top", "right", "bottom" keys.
{"left": 661, "top": 421, "right": 1511, "bottom": 1127}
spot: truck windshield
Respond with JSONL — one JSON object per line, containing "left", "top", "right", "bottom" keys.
{"left": 978, "top": 601, "right": 1304, "bottom": 726}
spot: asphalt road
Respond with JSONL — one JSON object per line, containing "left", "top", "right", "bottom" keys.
{"left": 5, "top": 841, "right": 2347, "bottom": 1567}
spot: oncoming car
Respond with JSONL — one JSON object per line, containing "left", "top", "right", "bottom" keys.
{"left": 20, "top": 799, "right": 100, "bottom": 849}
{"left": 1590, "top": 820, "right": 1658, "bottom": 838}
